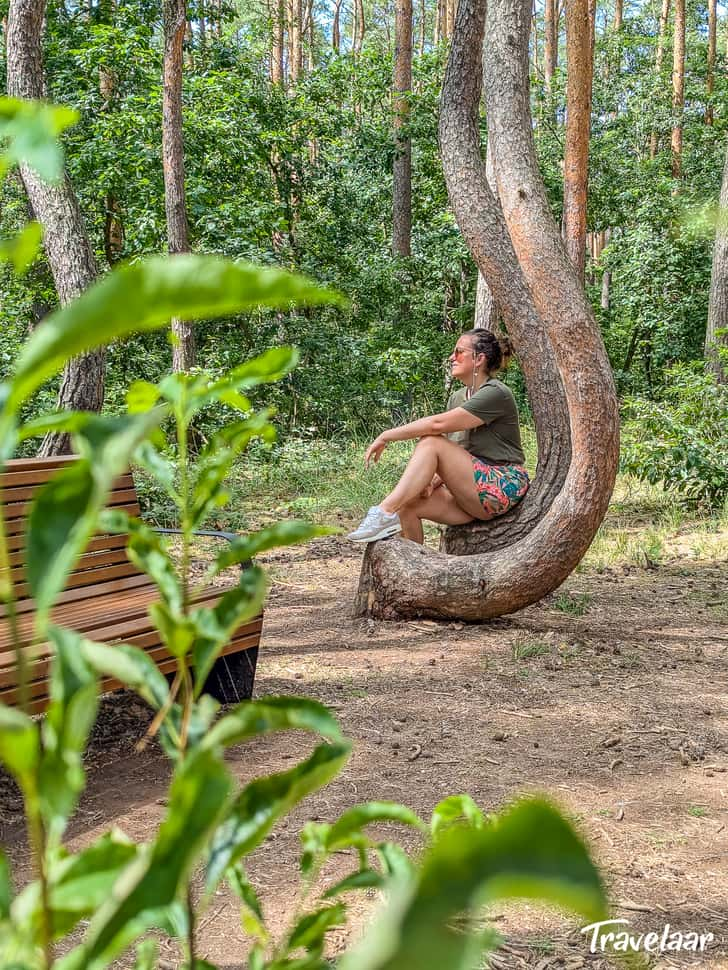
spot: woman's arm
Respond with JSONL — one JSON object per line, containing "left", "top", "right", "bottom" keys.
{"left": 365, "top": 408, "right": 483, "bottom": 466}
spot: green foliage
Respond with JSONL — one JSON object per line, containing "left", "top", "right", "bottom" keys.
{"left": 0, "top": 97, "right": 609, "bottom": 970}
{"left": 621, "top": 365, "right": 728, "bottom": 507}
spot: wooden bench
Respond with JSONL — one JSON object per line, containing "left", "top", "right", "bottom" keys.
{"left": 1, "top": 456, "right": 263, "bottom": 714}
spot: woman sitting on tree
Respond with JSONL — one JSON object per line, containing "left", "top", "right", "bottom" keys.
{"left": 347, "top": 330, "right": 530, "bottom": 544}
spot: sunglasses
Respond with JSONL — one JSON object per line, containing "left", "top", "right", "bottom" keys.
{"left": 451, "top": 346, "right": 475, "bottom": 358}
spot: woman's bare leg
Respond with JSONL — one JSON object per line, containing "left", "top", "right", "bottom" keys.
{"left": 398, "top": 486, "right": 476, "bottom": 543}
{"left": 380, "top": 436, "right": 486, "bottom": 521}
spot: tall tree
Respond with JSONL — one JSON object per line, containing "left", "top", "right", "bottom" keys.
{"left": 392, "top": 0, "right": 412, "bottom": 256}
{"left": 563, "top": 0, "right": 594, "bottom": 280}
{"left": 332, "top": 0, "right": 343, "bottom": 52}
{"left": 706, "top": 0, "right": 716, "bottom": 125}
{"left": 287, "top": 0, "right": 302, "bottom": 82}
{"left": 543, "top": 0, "right": 557, "bottom": 89}
{"left": 706, "top": 141, "right": 728, "bottom": 382}
{"left": 357, "top": 0, "right": 619, "bottom": 620}
{"left": 163, "top": 0, "right": 195, "bottom": 370}
{"left": 670, "top": 0, "right": 685, "bottom": 180}
{"left": 649, "top": 0, "right": 671, "bottom": 158}
{"left": 6, "top": 0, "right": 103, "bottom": 456}
{"left": 270, "top": 0, "right": 285, "bottom": 81}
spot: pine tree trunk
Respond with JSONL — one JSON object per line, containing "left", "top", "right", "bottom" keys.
{"left": 473, "top": 136, "right": 499, "bottom": 331}
{"left": 613, "top": 0, "right": 622, "bottom": 29}
{"left": 563, "top": 0, "right": 593, "bottom": 281}
{"left": 649, "top": 0, "right": 670, "bottom": 158}
{"left": 393, "top": 0, "right": 412, "bottom": 256}
{"left": 670, "top": 0, "right": 685, "bottom": 181}
{"left": 163, "top": 0, "right": 195, "bottom": 372}
{"left": 706, "top": 140, "right": 728, "bottom": 383}
{"left": 356, "top": 0, "right": 618, "bottom": 619}
{"left": 271, "top": 0, "right": 285, "bottom": 80}
{"left": 543, "top": 0, "right": 556, "bottom": 89}
{"left": 332, "top": 0, "right": 342, "bottom": 52}
{"left": 6, "top": 0, "right": 103, "bottom": 456}
{"left": 287, "top": 0, "right": 302, "bottom": 81}
{"left": 706, "top": 0, "right": 716, "bottom": 124}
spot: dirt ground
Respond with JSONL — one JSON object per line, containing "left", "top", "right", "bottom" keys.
{"left": 1, "top": 532, "right": 727, "bottom": 969}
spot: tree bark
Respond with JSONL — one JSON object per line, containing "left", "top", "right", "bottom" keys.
{"left": 473, "top": 136, "right": 500, "bottom": 331}
{"left": 271, "top": 0, "right": 285, "bottom": 81}
{"left": 332, "top": 0, "right": 342, "bottom": 52}
{"left": 706, "top": 0, "right": 716, "bottom": 125}
{"left": 392, "top": 0, "right": 412, "bottom": 256}
{"left": 355, "top": 0, "right": 618, "bottom": 620}
{"left": 670, "top": 0, "right": 685, "bottom": 181}
{"left": 353, "top": 0, "right": 365, "bottom": 53}
{"left": 6, "top": 0, "right": 103, "bottom": 456}
{"left": 287, "top": 0, "right": 302, "bottom": 81}
{"left": 612, "top": 0, "right": 622, "bottom": 30}
{"left": 543, "top": 0, "right": 556, "bottom": 89}
{"left": 163, "top": 0, "right": 196, "bottom": 372}
{"left": 706, "top": 140, "right": 728, "bottom": 383}
{"left": 649, "top": 0, "right": 670, "bottom": 158}
{"left": 563, "top": 0, "right": 593, "bottom": 281}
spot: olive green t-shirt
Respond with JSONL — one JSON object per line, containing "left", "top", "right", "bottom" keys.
{"left": 446, "top": 379, "right": 525, "bottom": 465}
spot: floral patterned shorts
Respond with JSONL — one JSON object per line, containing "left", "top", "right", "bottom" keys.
{"left": 471, "top": 458, "right": 530, "bottom": 519}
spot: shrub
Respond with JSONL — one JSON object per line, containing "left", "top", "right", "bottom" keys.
{"left": 621, "top": 363, "right": 728, "bottom": 508}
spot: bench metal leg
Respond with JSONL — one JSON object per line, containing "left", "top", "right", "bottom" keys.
{"left": 203, "top": 646, "right": 259, "bottom": 704}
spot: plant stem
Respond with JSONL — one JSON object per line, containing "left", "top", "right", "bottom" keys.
{"left": 26, "top": 775, "right": 52, "bottom": 968}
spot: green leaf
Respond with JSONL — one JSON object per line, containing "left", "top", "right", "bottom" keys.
{"left": 0, "top": 96, "right": 78, "bottom": 182}
{"left": 25, "top": 410, "right": 162, "bottom": 619}
{"left": 199, "top": 347, "right": 300, "bottom": 407}
{"left": 58, "top": 748, "right": 232, "bottom": 970}
{"left": 0, "top": 704, "right": 39, "bottom": 789}
{"left": 326, "top": 803, "right": 426, "bottom": 850}
{"left": 375, "top": 843, "right": 414, "bottom": 881}
{"left": 228, "top": 863, "right": 269, "bottom": 944}
{"left": 17, "top": 410, "right": 97, "bottom": 442}
{"left": 133, "top": 939, "right": 159, "bottom": 970}
{"left": 287, "top": 903, "right": 346, "bottom": 954}
{"left": 213, "top": 522, "right": 337, "bottom": 577}
{"left": 206, "top": 742, "right": 350, "bottom": 892}
{"left": 0, "top": 222, "right": 43, "bottom": 275}
{"left": 192, "top": 566, "right": 267, "bottom": 693}
{"left": 39, "top": 628, "right": 99, "bottom": 844}
{"left": 190, "top": 413, "right": 274, "bottom": 529}
{"left": 323, "top": 869, "right": 384, "bottom": 899}
{"left": 339, "top": 799, "right": 607, "bottom": 970}
{"left": 202, "top": 696, "right": 344, "bottom": 751}
{"left": 126, "top": 525, "right": 181, "bottom": 612}
{"left": 79, "top": 639, "right": 170, "bottom": 712}
{"left": 5, "top": 255, "right": 344, "bottom": 416}
{"left": 12, "top": 831, "right": 138, "bottom": 939}
{"left": 0, "top": 847, "right": 12, "bottom": 920}
{"left": 430, "top": 795, "right": 485, "bottom": 839}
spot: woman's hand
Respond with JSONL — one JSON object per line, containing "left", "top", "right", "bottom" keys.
{"left": 365, "top": 433, "right": 390, "bottom": 468}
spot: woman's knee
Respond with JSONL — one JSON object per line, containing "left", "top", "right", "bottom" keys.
{"left": 415, "top": 434, "right": 441, "bottom": 452}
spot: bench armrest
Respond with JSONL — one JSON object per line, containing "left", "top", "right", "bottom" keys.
{"left": 151, "top": 528, "right": 251, "bottom": 571}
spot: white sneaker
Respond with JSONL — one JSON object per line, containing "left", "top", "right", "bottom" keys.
{"left": 347, "top": 506, "right": 401, "bottom": 543}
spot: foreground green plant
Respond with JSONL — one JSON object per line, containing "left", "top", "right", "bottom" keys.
{"left": 0, "top": 97, "right": 608, "bottom": 970}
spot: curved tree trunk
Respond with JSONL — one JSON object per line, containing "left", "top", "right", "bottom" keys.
{"left": 355, "top": 0, "right": 619, "bottom": 620}
{"left": 6, "top": 0, "right": 103, "bottom": 455}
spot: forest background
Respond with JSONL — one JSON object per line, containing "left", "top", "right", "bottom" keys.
{"left": 0, "top": 0, "right": 726, "bottom": 507}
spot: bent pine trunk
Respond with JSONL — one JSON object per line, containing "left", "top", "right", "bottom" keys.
{"left": 355, "top": 0, "right": 619, "bottom": 621}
